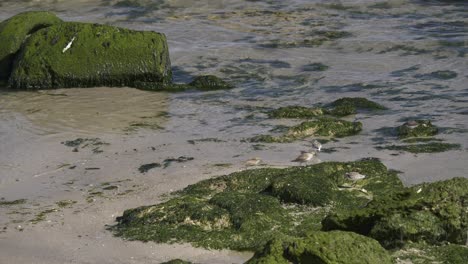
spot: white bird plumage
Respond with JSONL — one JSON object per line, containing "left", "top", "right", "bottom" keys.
{"left": 345, "top": 172, "right": 366, "bottom": 181}
{"left": 312, "top": 139, "right": 322, "bottom": 152}
{"left": 292, "top": 151, "right": 316, "bottom": 165}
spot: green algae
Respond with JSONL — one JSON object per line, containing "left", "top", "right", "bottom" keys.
{"left": 0, "top": 199, "right": 27, "bottom": 206}
{"left": 329, "top": 97, "right": 386, "bottom": 111}
{"left": 396, "top": 120, "right": 438, "bottom": 139}
{"left": 323, "top": 177, "right": 468, "bottom": 248}
{"left": 160, "top": 260, "right": 193, "bottom": 264}
{"left": 268, "top": 106, "right": 325, "bottom": 119}
{"left": 56, "top": 200, "right": 77, "bottom": 208}
{"left": 415, "top": 70, "right": 458, "bottom": 80}
{"left": 0, "top": 11, "right": 62, "bottom": 81}
{"left": 302, "top": 62, "right": 329, "bottom": 72}
{"left": 113, "top": 160, "right": 403, "bottom": 251}
{"left": 251, "top": 118, "right": 362, "bottom": 143}
{"left": 188, "top": 75, "right": 233, "bottom": 91}
{"left": 9, "top": 21, "right": 171, "bottom": 89}
{"left": 247, "top": 231, "right": 393, "bottom": 264}
{"left": 379, "top": 142, "right": 461, "bottom": 153}
{"left": 267, "top": 97, "right": 385, "bottom": 120}
{"left": 393, "top": 242, "right": 468, "bottom": 264}
{"left": 31, "top": 208, "right": 58, "bottom": 224}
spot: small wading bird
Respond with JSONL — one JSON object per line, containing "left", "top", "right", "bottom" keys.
{"left": 312, "top": 139, "right": 322, "bottom": 152}
{"left": 345, "top": 171, "right": 366, "bottom": 181}
{"left": 245, "top": 157, "right": 261, "bottom": 166}
{"left": 292, "top": 151, "right": 316, "bottom": 165}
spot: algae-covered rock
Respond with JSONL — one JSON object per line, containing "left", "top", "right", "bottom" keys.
{"left": 379, "top": 142, "right": 461, "bottom": 153}
{"left": 267, "top": 98, "right": 385, "bottom": 120}
{"left": 330, "top": 97, "right": 386, "bottom": 111}
{"left": 9, "top": 21, "right": 171, "bottom": 89}
{"left": 0, "top": 11, "right": 62, "bottom": 81}
{"left": 269, "top": 106, "right": 325, "bottom": 119}
{"left": 396, "top": 120, "right": 438, "bottom": 139}
{"left": 393, "top": 243, "right": 468, "bottom": 264}
{"left": 247, "top": 231, "right": 393, "bottom": 264}
{"left": 251, "top": 118, "right": 362, "bottom": 143}
{"left": 188, "top": 75, "right": 233, "bottom": 90}
{"left": 113, "top": 159, "right": 403, "bottom": 251}
{"left": 160, "top": 259, "right": 193, "bottom": 264}
{"left": 323, "top": 177, "right": 468, "bottom": 248}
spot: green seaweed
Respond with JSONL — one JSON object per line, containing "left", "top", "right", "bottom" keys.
{"left": 0, "top": 11, "right": 62, "bottom": 81}
{"left": 9, "top": 21, "right": 171, "bottom": 89}
{"left": 323, "top": 177, "right": 468, "bottom": 248}
{"left": 396, "top": 120, "right": 438, "bottom": 139}
{"left": 393, "top": 242, "right": 468, "bottom": 264}
{"left": 56, "top": 200, "right": 77, "bottom": 208}
{"left": 251, "top": 118, "right": 362, "bottom": 143}
{"left": 247, "top": 231, "right": 393, "bottom": 264}
{"left": 378, "top": 142, "right": 461, "bottom": 153}
{"left": 329, "top": 97, "right": 386, "bottom": 110}
{"left": 160, "top": 260, "right": 193, "bottom": 264}
{"left": 188, "top": 75, "right": 233, "bottom": 90}
{"left": 112, "top": 160, "right": 403, "bottom": 251}
{"left": 302, "top": 63, "right": 329, "bottom": 72}
{"left": 0, "top": 199, "right": 27, "bottom": 206}
{"left": 268, "top": 106, "right": 325, "bottom": 119}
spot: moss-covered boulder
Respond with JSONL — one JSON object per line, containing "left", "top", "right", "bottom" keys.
{"left": 393, "top": 243, "right": 468, "bottom": 264}
{"left": 251, "top": 118, "right": 362, "bottom": 143}
{"left": 328, "top": 97, "right": 386, "bottom": 117}
{"left": 268, "top": 106, "right": 325, "bottom": 119}
{"left": 266, "top": 98, "right": 385, "bottom": 120}
{"left": 323, "top": 177, "right": 468, "bottom": 248}
{"left": 112, "top": 159, "right": 403, "bottom": 251}
{"left": 160, "top": 260, "right": 193, "bottom": 264}
{"left": 9, "top": 21, "right": 171, "bottom": 89}
{"left": 188, "top": 75, "right": 233, "bottom": 90}
{"left": 0, "top": 11, "right": 62, "bottom": 81}
{"left": 247, "top": 231, "right": 393, "bottom": 264}
{"left": 379, "top": 142, "right": 461, "bottom": 153}
{"left": 396, "top": 120, "right": 438, "bottom": 139}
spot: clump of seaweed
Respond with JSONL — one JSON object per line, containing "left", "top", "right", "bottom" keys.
{"left": 396, "top": 120, "right": 438, "bottom": 139}
{"left": 378, "top": 142, "right": 461, "bottom": 153}
{"left": 112, "top": 160, "right": 403, "bottom": 251}
{"left": 323, "top": 177, "right": 468, "bottom": 248}
{"left": 250, "top": 118, "right": 362, "bottom": 143}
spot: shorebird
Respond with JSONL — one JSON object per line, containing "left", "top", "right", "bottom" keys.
{"left": 345, "top": 172, "right": 366, "bottom": 181}
{"left": 245, "top": 157, "right": 261, "bottom": 166}
{"left": 292, "top": 151, "right": 316, "bottom": 165}
{"left": 312, "top": 139, "right": 322, "bottom": 152}
{"left": 405, "top": 120, "right": 419, "bottom": 129}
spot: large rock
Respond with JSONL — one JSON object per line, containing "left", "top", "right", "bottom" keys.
{"left": 323, "top": 177, "right": 468, "bottom": 248}
{"left": 9, "top": 21, "right": 172, "bottom": 89}
{"left": 0, "top": 11, "right": 62, "bottom": 81}
{"left": 247, "top": 231, "right": 393, "bottom": 264}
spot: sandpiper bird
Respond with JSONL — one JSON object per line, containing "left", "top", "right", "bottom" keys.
{"left": 405, "top": 120, "right": 419, "bottom": 129}
{"left": 245, "top": 157, "right": 261, "bottom": 166}
{"left": 312, "top": 139, "right": 322, "bottom": 152}
{"left": 292, "top": 151, "right": 316, "bottom": 165}
{"left": 345, "top": 172, "right": 366, "bottom": 181}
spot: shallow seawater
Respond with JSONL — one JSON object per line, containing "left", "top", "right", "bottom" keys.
{"left": 0, "top": 0, "right": 467, "bottom": 263}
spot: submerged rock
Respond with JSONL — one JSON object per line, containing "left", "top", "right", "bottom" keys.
{"left": 328, "top": 97, "right": 386, "bottom": 117}
{"left": 251, "top": 118, "right": 362, "bottom": 143}
{"left": 247, "top": 231, "right": 393, "bottom": 264}
{"left": 0, "top": 11, "right": 62, "bottom": 81}
{"left": 9, "top": 21, "right": 171, "bottom": 89}
{"left": 396, "top": 120, "right": 438, "bottom": 139}
{"left": 188, "top": 75, "right": 233, "bottom": 90}
{"left": 268, "top": 106, "right": 325, "bottom": 119}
